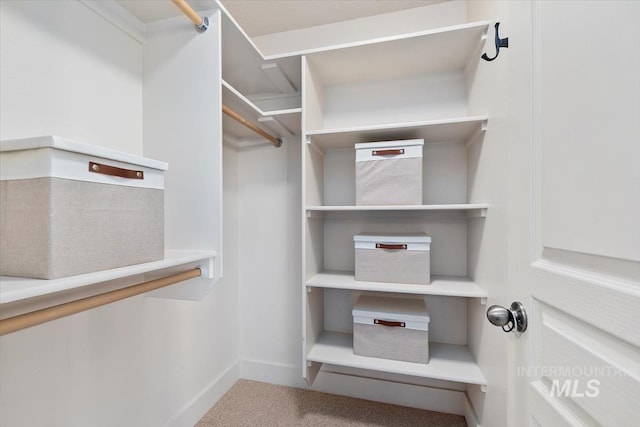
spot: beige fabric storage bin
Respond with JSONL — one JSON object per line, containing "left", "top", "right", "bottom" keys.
{"left": 355, "top": 139, "right": 423, "bottom": 205}
{"left": 0, "top": 136, "right": 167, "bottom": 279}
{"left": 354, "top": 233, "right": 431, "bottom": 285}
{"left": 353, "top": 295, "right": 430, "bottom": 364}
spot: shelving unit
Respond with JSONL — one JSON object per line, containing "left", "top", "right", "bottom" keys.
{"left": 301, "top": 20, "right": 490, "bottom": 387}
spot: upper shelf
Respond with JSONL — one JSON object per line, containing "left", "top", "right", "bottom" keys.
{"left": 305, "top": 116, "right": 487, "bottom": 150}
{"left": 220, "top": 6, "right": 301, "bottom": 112}
{"left": 304, "top": 21, "right": 489, "bottom": 86}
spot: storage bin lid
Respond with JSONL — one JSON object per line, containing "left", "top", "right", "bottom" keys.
{"left": 354, "top": 233, "right": 431, "bottom": 244}
{"left": 0, "top": 135, "right": 168, "bottom": 171}
{"left": 353, "top": 295, "right": 429, "bottom": 330}
{"left": 355, "top": 139, "right": 424, "bottom": 150}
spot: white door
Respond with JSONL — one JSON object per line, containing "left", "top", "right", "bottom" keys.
{"left": 507, "top": 1, "right": 640, "bottom": 426}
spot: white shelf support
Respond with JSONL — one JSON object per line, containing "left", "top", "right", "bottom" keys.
{"left": 465, "top": 119, "right": 488, "bottom": 148}
{"left": 261, "top": 63, "right": 297, "bottom": 94}
{"left": 467, "top": 207, "right": 488, "bottom": 218}
{"left": 259, "top": 116, "right": 293, "bottom": 137}
{"left": 199, "top": 255, "right": 215, "bottom": 279}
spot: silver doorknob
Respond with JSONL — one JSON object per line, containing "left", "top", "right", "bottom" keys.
{"left": 486, "top": 301, "right": 527, "bottom": 333}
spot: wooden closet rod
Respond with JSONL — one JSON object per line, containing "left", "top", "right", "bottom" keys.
{"left": 223, "top": 105, "right": 283, "bottom": 147}
{"left": 171, "top": 0, "right": 209, "bottom": 32}
{"left": 0, "top": 268, "right": 202, "bottom": 336}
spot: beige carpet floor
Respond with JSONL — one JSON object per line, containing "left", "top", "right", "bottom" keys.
{"left": 196, "top": 379, "right": 466, "bottom": 427}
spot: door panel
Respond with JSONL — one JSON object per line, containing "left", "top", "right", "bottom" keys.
{"left": 537, "top": 1, "right": 640, "bottom": 262}
{"left": 509, "top": 1, "right": 640, "bottom": 426}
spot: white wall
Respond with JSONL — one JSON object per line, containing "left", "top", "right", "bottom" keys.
{"left": 0, "top": 2, "right": 238, "bottom": 426}
{"left": 0, "top": 0, "right": 142, "bottom": 153}
{"left": 465, "top": 2, "right": 510, "bottom": 427}
{"left": 236, "top": 138, "right": 305, "bottom": 386}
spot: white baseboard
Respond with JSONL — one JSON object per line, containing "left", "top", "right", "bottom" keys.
{"left": 163, "top": 362, "right": 240, "bottom": 427}
{"left": 239, "top": 359, "right": 465, "bottom": 416}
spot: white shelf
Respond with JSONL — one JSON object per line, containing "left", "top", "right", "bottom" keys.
{"left": 305, "top": 21, "right": 489, "bottom": 86}
{"left": 306, "top": 116, "right": 487, "bottom": 150}
{"left": 222, "top": 80, "right": 301, "bottom": 146}
{"left": 307, "top": 271, "right": 487, "bottom": 298}
{"left": 220, "top": 9, "right": 301, "bottom": 106}
{"left": 307, "top": 331, "right": 487, "bottom": 386}
{"left": 222, "top": 79, "right": 301, "bottom": 118}
{"left": 306, "top": 204, "right": 488, "bottom": 217}
{"left": 0, "top": 250, "right": 216, "bottom": 305}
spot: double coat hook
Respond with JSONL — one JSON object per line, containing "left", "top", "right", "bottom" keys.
{"left": 482, "top": 22, "right": 509, "bottom": 62}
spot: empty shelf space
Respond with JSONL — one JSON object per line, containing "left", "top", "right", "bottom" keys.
{"left": 306, "top": 271, "right": 487, "bottom": 298}
{"left": 222, "top": 80, "right": 301, "bottom": 117}
{"left": 304, "top": 22, "right": 489, "bottom": 86}
{"left": 222, "top": 80, "right": 301, "bottom": 142}
{"left": 307, "top": 331, "right": 487, "bottom": 386}
{"left": 305, "top": 116, "right": 487, "bottom": 150}
{"left": 220, "top": 9, "right": 301, "bottom": 109}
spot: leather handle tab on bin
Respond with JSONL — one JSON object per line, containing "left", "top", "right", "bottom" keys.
{"left": 374, "top": 319, "right": 406, "bottom": 327}
{"left": 89, "top": 162, "right": 144, "bottom": 180}
{"left": 372, "top": 149, "right": 404, "bottom": 156}
{"left": 376, "top": 243, "right": 407, "bottom": 250}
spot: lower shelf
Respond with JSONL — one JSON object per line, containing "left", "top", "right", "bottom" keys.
{"left": 307, "top": 331, "right": 486, "bottom": 387}
{"left": 0, "top": 250, "right": 216, "bottom": 305}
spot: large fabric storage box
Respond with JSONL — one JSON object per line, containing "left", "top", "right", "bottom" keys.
{"left": 355, "top": 139, "right": 423, "bottom": 205}
{"left": 0, "top": 136, "right": 167, "bottom": 279}
{"left": 354, "top": 233, "right": 431, "bottom": 285}
{"left": 353, "top": 295, "right": 430, "bottom": 364}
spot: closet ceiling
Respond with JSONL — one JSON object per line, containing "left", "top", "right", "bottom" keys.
{"left": 117, "top": 0, "right": 447, "bottom": 36}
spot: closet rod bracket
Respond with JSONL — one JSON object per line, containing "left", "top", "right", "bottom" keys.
{"left": 172, "top": 0, "right": 209, "bottom": 33}
{"left": 195, "top": 16, "right": 209, "bottom": 33}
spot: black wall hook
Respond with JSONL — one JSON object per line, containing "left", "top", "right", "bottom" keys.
{"left": 482, "top": 22, "right": 508, "bottom": 62}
